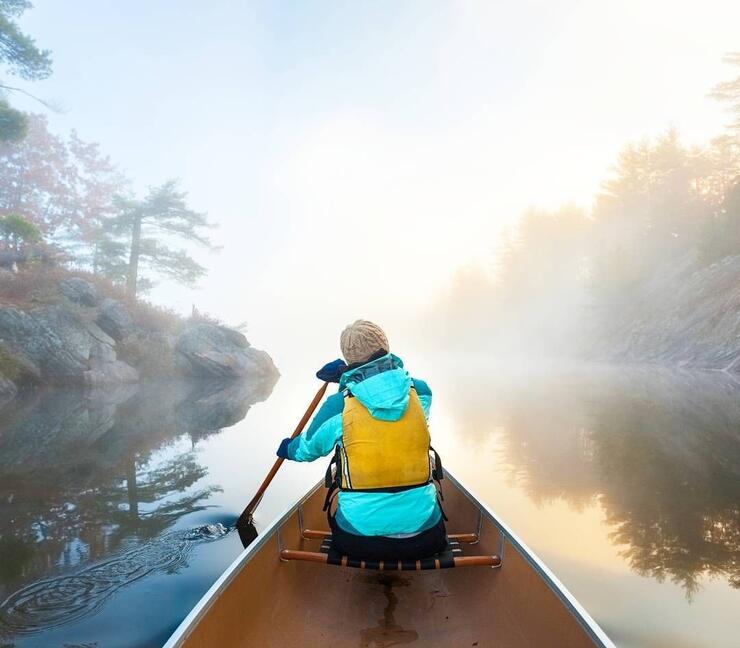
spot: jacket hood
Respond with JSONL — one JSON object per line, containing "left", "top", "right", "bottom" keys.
{"left": 339, "top": 353, "right": 411, "bottom": 421}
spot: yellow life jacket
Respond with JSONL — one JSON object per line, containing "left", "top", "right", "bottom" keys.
{"left": 336, "top": 388, "right": 432, "bottom": 491}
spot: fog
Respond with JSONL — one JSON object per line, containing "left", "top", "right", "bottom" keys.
{"left": 420, "top": 120, "right": 740, "bottom": 364}
{"left": 4, "top": 1, "right": 740, "bottom": 367}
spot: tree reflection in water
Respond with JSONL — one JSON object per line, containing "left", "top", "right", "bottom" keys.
{"left": 448, "top": 367, "right": 740, "bottom": 598}
{"left": 590, "top": 374, "right": 740, "bottom": 598}
{"left": 0, "top": 375, "right": 276, "bottom": 637}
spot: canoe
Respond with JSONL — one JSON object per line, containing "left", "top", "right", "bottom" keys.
{"left": 164, "top": 470, "right": 614, "bottom": 647}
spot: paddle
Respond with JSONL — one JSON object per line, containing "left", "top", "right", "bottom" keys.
{"left": 235, "top": 381, "right": 329, "bottom": 537}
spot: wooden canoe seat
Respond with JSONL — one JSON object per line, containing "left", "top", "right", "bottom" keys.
{"left": 280, "top": 537, "right": 501, "bottom": 571}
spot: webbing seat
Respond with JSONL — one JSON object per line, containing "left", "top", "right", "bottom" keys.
{"left": 280, "top": 536, "right": 501, "bottom": 571}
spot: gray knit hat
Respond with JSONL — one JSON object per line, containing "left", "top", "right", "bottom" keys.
{"left": 340, "top": 320, "right": 389, "bottom": 364}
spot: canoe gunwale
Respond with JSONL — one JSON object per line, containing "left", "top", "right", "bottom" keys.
{"left": 444, "top": 471, "right": 615, "bottom": 648}
{"left": 162, "top": 481, "right": 324, "bottom": 648}
{"left": 164, "top": 470, "right": 614, "bottom": 648}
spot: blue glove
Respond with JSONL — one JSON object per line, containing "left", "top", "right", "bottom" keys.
{"left": 276, "top": 438, "right": 293, "bottom": 459}
{"left": 316, "top": 358, "right": 348, "bottom": 383}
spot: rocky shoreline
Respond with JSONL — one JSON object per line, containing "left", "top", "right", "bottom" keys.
{"left": 0, "top": 276, "right": 278, "bottom": 407}
{"left": 590, "top": 252, "right": 740, "bottom": 374}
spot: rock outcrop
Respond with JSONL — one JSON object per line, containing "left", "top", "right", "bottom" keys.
{"left": 0, "top": 372, "right": 17, "bottom": 407}
{"left": 97, "top": 298, "right": 136, "bottom": 341}
{"left": 0, "top": 305, "right": 88, "bottom": 380}
{"left": 86, "top": 340, "right": 139, "bottom": 386}
{"left": 0, "top": 341, "right": 41, "bottom": 383}
{"left": 0, "top": 303, "right": 138, "bottom": 387}
{"left": 0, "top": 276, "right": 278, "bottom": 407}
{"left": 175, "top": 323, "right": 278, "bottom": 379}
{"left": 116, "top": 331, "right": 176, "bottom": 376}
{"left": 59, "top": 277, "right": 99, "bottom": 306}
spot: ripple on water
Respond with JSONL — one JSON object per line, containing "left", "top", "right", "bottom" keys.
{"left": 0, "top": 523, "right": 231, "bottom": 635}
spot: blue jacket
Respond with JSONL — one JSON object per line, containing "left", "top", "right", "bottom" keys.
{"left": 285, "top": 353, "right": 441, "bottom": 536}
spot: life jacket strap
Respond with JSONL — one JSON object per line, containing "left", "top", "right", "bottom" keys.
{"left": 323, "top": 447, "right": 341, "bottom": 511}
{"left": 324, "top": 448, "right": 338, "bottom": 489}
{"left": 430, "top": 445, "right": 444, "bottom": 483}
{"left": 325, "top": 444, "right": 445, "bottom": 496}
{"left": 324, "top": 488, "right": 340, "bottom": 529}
{"left": 436, "top": 491, "right": 449, "bottom": 521}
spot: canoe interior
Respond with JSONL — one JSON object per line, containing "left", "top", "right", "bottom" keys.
{"left": 169, "top": 475, "right": 608, "bottom": 647}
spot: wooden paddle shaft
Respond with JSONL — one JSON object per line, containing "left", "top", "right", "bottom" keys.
{"left": 237, "top": 382, "right": 329, "bottom": 526}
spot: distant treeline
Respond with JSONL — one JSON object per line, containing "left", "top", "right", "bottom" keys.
{"left": 429, "top": 53, "right": 740, "bottom": 357}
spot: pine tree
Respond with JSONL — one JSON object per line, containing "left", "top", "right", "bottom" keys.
{"left": 105, "top": 181, "right": 216, "bottom": 296}
{"left": 0, "top": 1, "right": 52, "bottom": 142}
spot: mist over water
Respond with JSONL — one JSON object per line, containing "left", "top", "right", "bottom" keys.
{"left": 426, "top": 359, "right": 740, "bottom": 648}
{"left": 0, "top": 360, "right": 738, "bottom": 647}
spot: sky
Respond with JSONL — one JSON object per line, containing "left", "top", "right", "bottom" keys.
{"left": 10, "top": 0, "right": 740, "bottom": 362}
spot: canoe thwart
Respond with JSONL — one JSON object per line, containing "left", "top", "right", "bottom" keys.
{"left": 279, "top": 549, "right": 500, "bottom": 570}
{"left": 280, "top": 538, "right": 501, "bottom": 571}
{"left": 301, "top": 529, "right": 480, "bottom": 544}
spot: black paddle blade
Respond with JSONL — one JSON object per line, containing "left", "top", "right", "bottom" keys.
{"left": 236, "top": 492, "right": 264, "bottom": 530}
{"left": 237, "top": 520, "right": 258, "bottom": 548}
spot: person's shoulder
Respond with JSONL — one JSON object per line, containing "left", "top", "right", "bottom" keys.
{"left": 319, "top": 390, "right": 345, "bottom": 417}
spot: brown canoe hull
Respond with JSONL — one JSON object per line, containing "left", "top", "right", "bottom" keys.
{"left": 165, "top": 471, "right": 612, "bottom": 647}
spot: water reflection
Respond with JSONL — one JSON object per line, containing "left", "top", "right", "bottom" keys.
{"left": 589, "top": 372, "right": 740, "bottom": 598}
{"left": 0, "top": 375, "right": 276, "bottom": 640}
{"left": 1, "top": 523, "right": 229, "bottom": 635}
{"left": 3, "top": 362, "right": 738, "bottom": 645}
{"left": 443, "top": 366, "right": 740, "bottom": 599}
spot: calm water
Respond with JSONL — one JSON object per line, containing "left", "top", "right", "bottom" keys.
{"left": 0, "top": 358, "right": 738, "bottom": 647}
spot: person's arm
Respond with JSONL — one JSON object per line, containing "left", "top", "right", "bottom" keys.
{"left": 412, "top": 378, "right": 432, "bottom": 420}
{"left": 276, "top": 392, "right": 344, "bottom": 462}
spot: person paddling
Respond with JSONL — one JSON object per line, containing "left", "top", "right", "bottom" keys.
{"left": 276, "top": 320, "right": 447, "bottom": 560}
